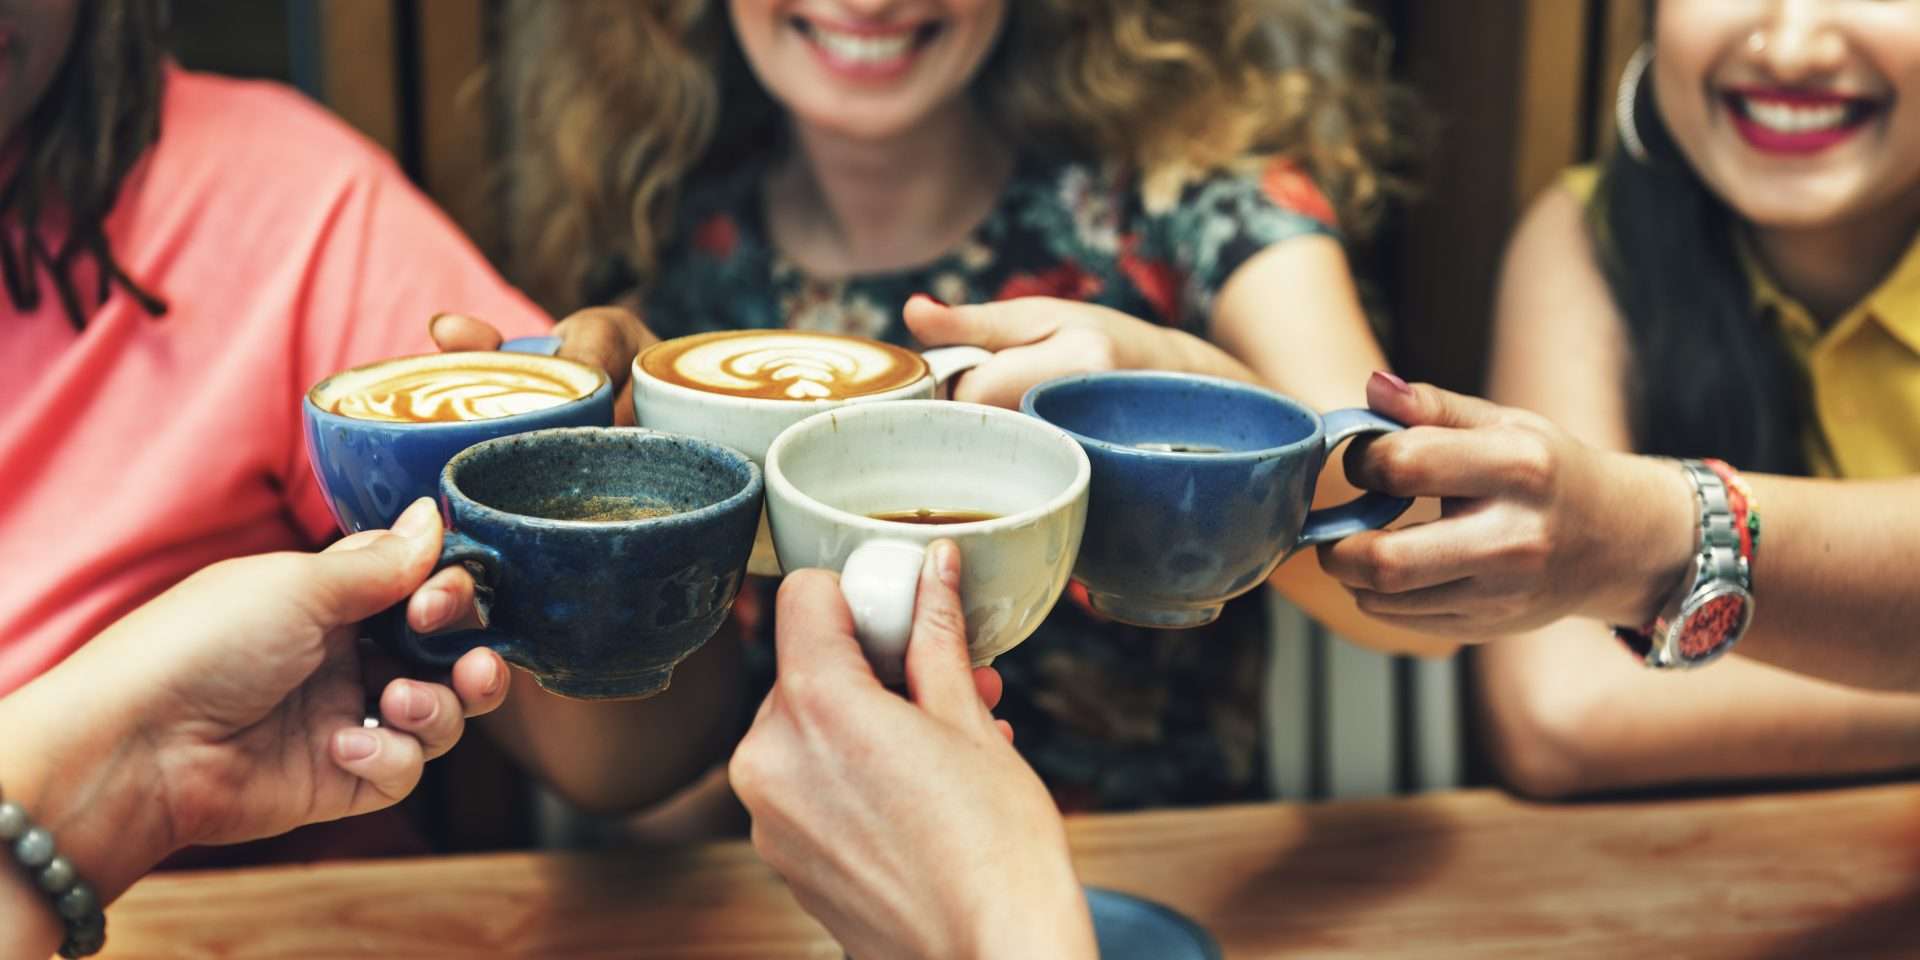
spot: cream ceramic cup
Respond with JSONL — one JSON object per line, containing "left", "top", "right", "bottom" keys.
{"left": 632, "top": 331, "right": 990, "bottom": 576}
{"left": 763, "top": 400, "right": 1090, "bottom": 683}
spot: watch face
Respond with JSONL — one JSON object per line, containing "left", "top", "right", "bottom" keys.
{"left": 1673, "top": 584, "right": 1754, "bottom": 664}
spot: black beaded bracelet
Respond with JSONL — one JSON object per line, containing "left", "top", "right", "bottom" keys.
{"left": 0, "top": 783, "right": 106, "bottom": 958}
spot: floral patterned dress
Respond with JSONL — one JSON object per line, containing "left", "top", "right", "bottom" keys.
{"left": 595, "top": 153, "right": 1339, "bottom": 812}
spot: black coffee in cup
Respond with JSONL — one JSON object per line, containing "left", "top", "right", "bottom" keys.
{"left": 869, "top": 508, "right": 1002, "bottom": 525}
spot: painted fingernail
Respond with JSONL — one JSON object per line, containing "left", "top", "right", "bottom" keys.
{"left": 400, "top": 682, "right": 435, "bottom": 723}
{"left": 391, "top": 498, "right": 438, "bottom": 539}
{"left": 336, "top": 730, "right": 378, "bottom": 762}
{"left": 1371, "top": 370, "right": 1413, "bottom": 395}
{"left": 913, "top": 292, "right": 949, "bottom": 308}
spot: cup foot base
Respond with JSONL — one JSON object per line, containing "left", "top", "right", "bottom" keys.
{"left": 531, "top": 668, "right": 675, "bottom": 701}
{"left": 1083, "top": 593, "right": 1224, "bottom": 629}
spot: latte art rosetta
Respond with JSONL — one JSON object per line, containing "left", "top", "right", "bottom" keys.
{"left": 646, "top": 332, "right": 927, "bottom": 401}
{"left": 329, "top": 367, "right": 585, "bottom": 423}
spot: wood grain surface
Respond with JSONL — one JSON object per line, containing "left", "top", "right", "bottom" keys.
{"left": 103, "top": 785, "right": 1920, "bottom": 958}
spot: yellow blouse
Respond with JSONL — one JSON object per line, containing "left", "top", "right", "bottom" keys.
{"left": 1562, "top": 166, "right": 1920, "bottom": 478}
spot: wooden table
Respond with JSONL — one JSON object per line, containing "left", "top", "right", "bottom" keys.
{"left": 102, "top": 784, "right": 1920, "bottom": 958}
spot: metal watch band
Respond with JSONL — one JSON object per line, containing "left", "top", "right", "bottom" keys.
{"left": 1617, "top": 459, "right": 1755, "bottom": 669}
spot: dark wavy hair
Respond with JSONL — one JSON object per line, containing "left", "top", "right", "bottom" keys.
{"left": 1592, "top": 27, "right": 1807, "bottom": 475}
{"left": 0, "top": 0, "right": 171, "bottom": 330}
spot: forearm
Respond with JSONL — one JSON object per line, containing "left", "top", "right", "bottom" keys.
{"left": 1477, "top": 617, "right": 1920, "bottom": 798}
{"left": 480, "top": 624, "right": 744, "bottom": 815}
{"left": 0, "top": 665, "right": 178, "bottom": 957}
{"left": 1726, "top": 475, "right": 1920, "bottom": 690}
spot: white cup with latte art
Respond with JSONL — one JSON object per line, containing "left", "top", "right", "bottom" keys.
{"left": 632, "top": 330, "right": 989, "bottom": 576}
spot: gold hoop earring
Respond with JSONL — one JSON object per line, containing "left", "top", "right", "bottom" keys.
{"left": 1616, "top": 44, "right": 1654, "bottom": 164}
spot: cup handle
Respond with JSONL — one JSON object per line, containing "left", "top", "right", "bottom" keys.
{"left": 1297, "top": 409, "right": 1414, "bottom": 547}
{"left": 384, "top": 531, "right": 522, "bottom": 668}
{"left": 921, "top": 346, "right": 992, "bottom": 397}
{"left": 500, "top": 335, "right": 562, "bottom": 356}
{"left": 838, "top": 539, "right": 927, "bottom": 685}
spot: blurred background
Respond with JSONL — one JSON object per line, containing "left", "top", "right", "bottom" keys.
{"left": 170, "top": 0, "right": 1649, "bottom": 844}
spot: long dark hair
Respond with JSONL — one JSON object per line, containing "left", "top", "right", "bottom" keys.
{"left": 1592, "top": 42, "right": 1808, "bottom": 475}
{"left": 0, "top": 0, "right": 170, "bottom": 331}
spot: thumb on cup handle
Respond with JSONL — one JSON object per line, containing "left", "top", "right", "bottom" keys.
{"left": 921, "top": 346, "right": 992, "bottom": 396}
{"left": 838, "top": 539, "right": 927, "bottom": 685}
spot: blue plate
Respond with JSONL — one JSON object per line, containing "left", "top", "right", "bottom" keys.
{"left": 1088, "top": 887, "right": 1221, "bottom": 960}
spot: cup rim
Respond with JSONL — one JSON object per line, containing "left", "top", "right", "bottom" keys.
{"left": 764, "top": 399, "right": 1091, "bottom": 535}
{"left": 1020, "top": 370, "right": 1327, "bottom": 464}
{"left": 631, "top": 332, "right": 935, "bottom": 411}
{"left": 303, "top": 350, "right": 612, "bottom": 429}
{"left": 441, "top": 426, "right": 764, "bottom": 530}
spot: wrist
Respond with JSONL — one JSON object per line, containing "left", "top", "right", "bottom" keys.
{"left": 0, "top": 665, "right": 182, "bottom": 904}
{"left": 1610, "top": 453, "right": 1698, "bottom": 626}
{"left": 964, "top": 849, "right": 1096, "bottom": 960}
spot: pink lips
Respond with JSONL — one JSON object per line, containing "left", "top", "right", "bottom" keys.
{"left": 1723, "top": 86, "right": 1884, "bottom": 156}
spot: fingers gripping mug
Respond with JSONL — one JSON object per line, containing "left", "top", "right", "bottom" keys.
{"left": 1023, "top": 371, "right": 1411, "bottom": 629}
{"left": 762, "top": 401, "right": 1090, "bottom": 683}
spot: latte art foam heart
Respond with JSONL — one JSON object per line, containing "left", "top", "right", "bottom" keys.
{"left": 311, "top": 352, "right": 602, "bottom": 424}
{"left": 330, "top": 368, "right": 583, "bottom": 422}
{"left": 642, "top": 331, "right": 928, "bottom": 401}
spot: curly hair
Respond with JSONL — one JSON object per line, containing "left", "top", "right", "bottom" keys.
{"left": 501, "top": 0, "right": 1407, "bottom": 313}
{"left": 0, "top": 0, "right": 170, "bottom": 330}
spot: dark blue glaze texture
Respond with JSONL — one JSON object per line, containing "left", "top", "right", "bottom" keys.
{"left": 409, "top": 427, "right": 763, "bottom": 700}
{"left": 1023, "top": 371, "right": 1407, "bottom": 628}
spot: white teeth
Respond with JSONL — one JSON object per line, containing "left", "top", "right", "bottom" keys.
{"left": 1741, "top": 97, "right": 1849, "bottom": 134}
{"left": 811, "top": 26, "right": 914, "bottom": 64}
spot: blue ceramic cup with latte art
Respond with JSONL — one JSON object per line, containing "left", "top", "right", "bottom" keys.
{"left": 303, "top": 348, "right": 614, "bottom": 534}
{"left": 631, "top": 330, "right": 987, "bottom": 576}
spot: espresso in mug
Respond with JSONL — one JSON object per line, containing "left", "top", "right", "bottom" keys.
{"left": 313, "top": 352, "right": 601, "bottom": 423}
{"left": 1132, "top": 441, "right": 1231, "bottom": 454}
{"left": 639, "top": 330, "right": 929, "bottom": 402}
{"left": 524, "top": 494, "right": 683, "bottom": 523}
{"left": 869, "top": 508, "right": 1002, "bottom": 525}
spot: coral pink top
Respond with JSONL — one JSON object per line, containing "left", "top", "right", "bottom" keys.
{"left": 0, "top": 68, "right": 548, "bottom": 695}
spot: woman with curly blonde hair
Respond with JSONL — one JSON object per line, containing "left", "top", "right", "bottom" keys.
{"left": 473, "top": 0, "right": 1446, "bottom": 818}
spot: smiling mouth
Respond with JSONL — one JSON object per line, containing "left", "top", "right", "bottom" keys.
{"left": 791, "top": 16, "right": 944, "bottom": 74}
{"left": 1722, "top": 88, "right": 1887, "bottom": 153}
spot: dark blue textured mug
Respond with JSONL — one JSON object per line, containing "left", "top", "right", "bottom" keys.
{"left": 302, "top": 345, "right": 613, "bottom": 534}
{"left": 1022, "top": 371, "right": 1410, "bottom": 628}
{"left": 404, "top": 427, "right": 763, "bottom": 700}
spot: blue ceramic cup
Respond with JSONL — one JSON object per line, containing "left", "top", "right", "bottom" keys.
{"left": 403, "top": 427, "right": 763, "bottom": 700}
{"left": 303, "top": 348, "right": 614, "bottom": 533}
{"left": 1022, "top": 371, "right": 1411, "bottom": 628}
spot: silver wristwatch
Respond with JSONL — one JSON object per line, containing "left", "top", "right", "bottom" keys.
{"left": 1617, "top": 459, "right": 1755, "bottom": 669}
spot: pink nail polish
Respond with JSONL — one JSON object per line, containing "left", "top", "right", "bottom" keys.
{"left": 1372, "top": 370, "right": 1413, "bottom": 395}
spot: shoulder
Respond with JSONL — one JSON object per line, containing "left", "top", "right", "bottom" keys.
{"left": 1489, "top": 173, "right": 1632, "bottom": 435}
{"left": 1558, "top": 163, "right": 1601, "bottom": 205}
{"left": 1137, "top": 156, "right": 1339, "bottom": 233}
{"left": 146, "top": 68, "right": 414, "bottom": 211}
{"left": 1503, "top": 173, "right": 1604, "bottom": 288}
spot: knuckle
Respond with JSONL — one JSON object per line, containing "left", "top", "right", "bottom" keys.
{"left": 727, "top": 740, "right": 770, "bottom": 804}
{"left": 1500, "top": 430, "right": 1558, "bottom": 499}
{"left": 1359, "top": 536, "right": 1408, "bottom": 593}
{"left": 1496, "top": 520, "right": 1553, "bottom": 576}
{"left": 775, "top": 670, "right": 836, "bottom": 720}
{"left": 1367, "top": 437, "right": 1425, "bottom": 496}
